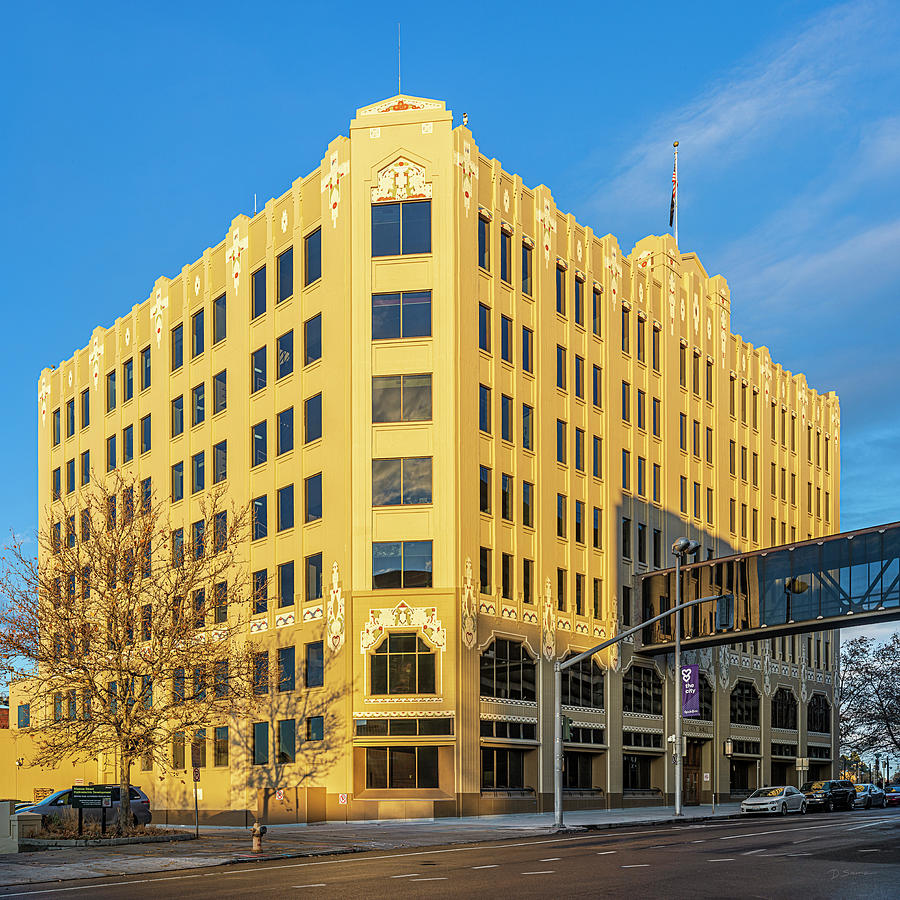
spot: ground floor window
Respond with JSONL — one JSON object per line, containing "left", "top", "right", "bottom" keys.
{"left": 564, "top": 751, "right": 596, "bottom": 789}
{"left": 623, "top": 753, "right": 652, "bottom": 790}
{"left": 366, "top": 746, "right": 438, "bottom": 789}
{"left": 482, "top": 747, "right": 526, "bottom": 790}
{"left": 729, "top": 759, "right": 753, "bottom": 791}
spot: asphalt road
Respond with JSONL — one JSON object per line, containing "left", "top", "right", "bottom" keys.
{"left": 3, "top": 807, "right": 898, "bottom": 899}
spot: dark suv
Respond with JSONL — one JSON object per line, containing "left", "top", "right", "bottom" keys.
{"left": 799, "top": 779, "right": 856, "bottom": 812}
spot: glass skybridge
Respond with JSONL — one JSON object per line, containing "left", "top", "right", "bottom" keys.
{"left": 638, "top": 520, "right": 900, "bottom": 654}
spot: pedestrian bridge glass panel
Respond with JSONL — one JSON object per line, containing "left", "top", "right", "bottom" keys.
{"left": 639, "top": 521, "right": 900, "bottom": 653}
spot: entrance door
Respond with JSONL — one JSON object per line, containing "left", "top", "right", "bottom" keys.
{"left": 684, "top": 740, "right": 703, "bottom": 806}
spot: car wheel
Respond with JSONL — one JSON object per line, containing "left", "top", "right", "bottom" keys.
{"left": 800, "top": 801, "right": 807, "bottom": 815}
{"left": 825, "top": 799, "right": 833, "bottom": 813}
{"left": 781, "top": 803, "right": 788, "bottom": 816}
{"left": 866, "top": 798, "right": 871, "bottom": 809}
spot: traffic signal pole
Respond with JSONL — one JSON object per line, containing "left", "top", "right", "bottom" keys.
{"left": 553, "top": 590, "right": 733, "bottom": 829}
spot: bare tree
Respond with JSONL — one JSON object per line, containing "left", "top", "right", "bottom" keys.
{"left": 839, "top": 633, "right": 900, "bottom": 758}
{"left": 0, "top": 471, "right": 264, "bottom": 833}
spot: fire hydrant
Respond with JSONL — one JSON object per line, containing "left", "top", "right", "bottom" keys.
{"left": 251, "top": 821, "right": 267, "bottom": 852}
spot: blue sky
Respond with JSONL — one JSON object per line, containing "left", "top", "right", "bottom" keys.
{"left": 3, "top": 0, "right": 898, "bottom": 640}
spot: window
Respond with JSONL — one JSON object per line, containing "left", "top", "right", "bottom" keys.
{"left": 251, "top": 346, "right": 266, "bottom": 393}
{"left": 652, "top": 463, "right": 661, "bottom": 502}
{"left": 692, "top": 419, "right": 700, "bottom": 458}
{"left": 557, "top": 493, "right": 567, "bottom": 538}
{"left": 592, "top": 365, "right": 602, "bottom": 408}
{"left": 593, "top": 436, "right": 602, "bottom": 478}
{"left": 522, "top": 403, "right": 533, "bottom": 450}
{"left": 252, "top": 652, "right": 269, "bottom": 695}
{"left": 561, "top": 654, "right": 605, "bottom": 708}
{"left": 213, "top": 582, "right": 227, "bottom": 624}
{"left": 277, "top": 407, "right": 293, "bottom": 455}
{"left": 574, "top": 355, "right": 584, "bottom": 399}
{"left": 277, "top": 484, "right": 294, "bottom": 531}
{"left": 307, "top": 717, "right": 324, "bottom": 741}
{"left": 304, "top": 228, "right": 322, "bottom": 285}
{"left": 479, "top": 384, "right": 491, "bottom": 433}
{"left": 372, "top": 457, "right": 433, "bottom": 506}
{"left": 192, "top": 451, "right": 204, "bottom": 493}
{"left": 171, "top": 462, "right": 184, "bottom": 502}
{"left": 523, "top": 558, "right": 534, "bottom": 604}
{"left": 277, "top": 330, "right": 293, "bottom": 379}
{"left": 501, "top": 394, "right": 513, "bottom": 442}
{"left": 306, "top": 641, "right": 324, "bottom": 687}
{"left": 123, "top": 424, "right": 133, "bottom": 462}
{"left": 213, "top": 293, "right": 226, "bottom": 343}
{"left": 213, "top": 726, "right": 229, "bottom": 767}
{"left": 275, "top": 561, "right": 294, "bottom": 609}
{"left": 17, "top": 704, "right": 30, "bottom": 728}
{"left": 574, "top": 500, "right": 585, "bottom": 544}
{"left": 191, "top": 383, "right": 205, "bottom": 426}
{"left": 373, "top": 374, "right": 432, "bottom": 422}
{"left": 123, "top": 360, "right": 133, "bottom": 402}
{"left": 621, "top": 306, "right": 630, "bottom": 353}
{"left": 692, "top": 352, "right": 700, "bottom": 396}
{"left": 705, "top": 359, "right": 713, "bottom": 402}
{"left": 501, "top": 315, "right": 512, "bottom": 363}
{"left": 372, "top": 541, "right": 432, "bottom": 589}
{"left": 622, "top": 449, "right": 630, "bottom": 491}
{"left": 557, "top": 568, "right": 567, "bottom": 611}
{"left": 252, "top": 722, "right": 268, "bottom": 765}
{"left": 278, "top": 246, "right": 294, "bottom": 301}
{"left": 277, "top": 646, "right": 295, "bottom": 693}
{"left": 556, "top": 419, "right": 566, "bottom": 464}
{"left": 106, "top": 370, "right": 116, "bottom": 412}
{"left": 500, "top": 229, "right": 511, "bottom": 282}
{"left": 192, "top": 308, "right": 204, "bottom": 358}
{"left": 251, "top": 420, "right": 267, "bottom": 467}
{"left": 808, "top": 694, "right": 830, "bottom": 734}
{"left": 372, "top": 291, "right": 431, "bottom": 339}
{"left": 731, "top": 681, "right": 760, "bottom": 725}
{"left": 306, "top": 552, "right": 323, "bottom": 601}
{"left": 556, "top": 265, "right": 566, "bottom": 316}
{"left": 501, "top": 552, "right": 513, "bottom": 599}
{"left": 574, "top": 276, "right": 584, "bottom": 326}
{"left": 304, "top": 314, "right": 322, "bottom": 365}
{"left": 480, "top": 638, "right": 536, "bottom": 700}
{"left": 479, "top": 465, "right": 491, "bottom": 514}
{"left": 522, "top": 480, "right": 534, "bottom": 527}
{"left": 106, "top": 435, "right": 116, "bottom": 471}
{"left": 623, "top": 666, "right": 662, "bottom": 714}
{"left": 213, "top": 440, "right": 227, "bottom": 484}
{"left": 478, "top": 215, "right": 490, "bottom": 270}
{"left": 367, "top": 745, "right": 438, "bottom": 789}
{"left": 574, "top": 427, "right": 584, "bottom": 472}
{"left": 372, "top": 200, "right": 431, "bottom": 256}
{"left": 213, "top": 370, "right": 226, "bottom": 414}
{"left": 304, "top": 473, "right": 322, "bottom": 522}
{"left": 371, "top": 632, "right": 435, "bottom": 694}
{"left": 65, "top": 458, "right": 74, "bottom": 494}
{"left": 79, "top": 450, "right": 90, "bottom": 487}
{"left": 593, "top": 507, "right": 602, "bottom": 549}
{"left": 171, "top": 396, "right": 184, "bottom": 437}
{"left": 501, "top": 473, "right": 513, "bottom": 521}
{"left": 79, "top": 389, "right": 90, "bottom": 430}
{"left": 522, "top": 242, "right": 533, "bottom": 295}
{"left": 556, "top": 345, "right": 566, "bottom": 389}
{"left": 252, "top": 266, "right": 266, "bottom": 319}
{"left": 522, "top": 326, "right": 533, "bottom": 373}
{"left": 636, "top": 316, "right": 645, "bottom": 361}
{"left": 252, "top": 569, "right": 267, "bottom": 614}
{"left": 478, "top": 303, "right": 491, "bottom": 352}
{"left": 304, "top": 393, "right": 322, "bottom": 443}
{"left": 771, "top": 687, "right": 797, "bottom": 730}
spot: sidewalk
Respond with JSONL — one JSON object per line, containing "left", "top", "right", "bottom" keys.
{"left": 0, "top": 803, "right": 741, "bottom": 887}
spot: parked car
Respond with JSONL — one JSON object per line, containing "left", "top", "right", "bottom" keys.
{"left": 885, "top": 784, "right": 900, "bottom": 807}
{"left": 741, "top": 786, "right": 807, "bottom": 815}
{"left": 854, "top": 783, "right": 886, "bottom": 809}
{"left": 799, "top": 779, "right": 856, "bottom": 812}
{"left": 15, "top": 785, "right": 152, "bottom": 825}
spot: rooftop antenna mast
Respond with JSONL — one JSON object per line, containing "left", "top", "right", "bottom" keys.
{"left": 398, "top": 23, "right": 401, "bottom": 94}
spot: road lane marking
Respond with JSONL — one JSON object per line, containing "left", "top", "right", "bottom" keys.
{"left": 522, "top": 871, "right": 555, "bottom": 875}
{"left": 691, "top": 840, "right": 705, "bottom": 843}
{"left": 708, "top": 858, "right": 735, "bottom": 862}
{"left": 391, "top": 873, "right": 421, "bottom": 878}
{"left": 858, "top": 849, "right": 879, "bottom": 852}
{"left": 540, "top": 857, "right": 561, "bottom": 861}
{"left": 472, "top": 864, "right": 498, "bottom": 869}
{"left": 411, "top": 877, "right": 448, "bottom": 881}
{"left": 597, "top": 851, "right": 616, "bottom": 855}
{"left": 621, "top": 864, "right": 650, "bottom": 868}
{"left": 720, "top": 822, "right": 847, "bottom": 840}
{"left": 292, "top": 886, "right": 327, "bottom": 890}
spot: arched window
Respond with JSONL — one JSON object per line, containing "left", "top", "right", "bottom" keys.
{"left": 561, "top": 653, "right": 605, "bottom": 709}
{"left": 807, "top": 693, "right": 830, "bottom": 734}
{"left": 698, "top": 675, "right": 713, "bottom": 721}
{"left": 730, "top": 680, "right": 759, "bottom": 725}
{"left": 370, "top": 632, "right": 435, "bottom": 695}
{"left": 480, "top": 638, "right": 536, "bottom": 701}
{"left": 623, "top": 666, "right": 662, "bottom": 715}
{"left": 771, "top": 687, "right": 798, "bottom": 729}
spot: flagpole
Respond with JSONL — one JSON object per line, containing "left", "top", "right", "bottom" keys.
{"left": 673, "top": 141, "right": 679, "bottom": 247}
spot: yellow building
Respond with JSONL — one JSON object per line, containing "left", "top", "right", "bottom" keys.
{"left": 20, "top": 94, "right": 840, "bottom": 822}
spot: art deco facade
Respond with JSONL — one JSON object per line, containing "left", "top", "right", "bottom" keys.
{"left": 21, "top": 95, "right": 840, "bottom": 822}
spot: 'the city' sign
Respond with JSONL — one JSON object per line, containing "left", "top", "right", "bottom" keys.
{"left": 681, "top": 664, "right": 700, "bottom": 717}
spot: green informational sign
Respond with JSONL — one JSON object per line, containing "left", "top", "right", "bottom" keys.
{"left": 71, "top": 785, "right": 113, "bottom": 809}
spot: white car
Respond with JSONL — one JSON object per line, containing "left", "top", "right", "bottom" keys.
{"left": 740, "top": 786, "right": 807, "bottom": 815}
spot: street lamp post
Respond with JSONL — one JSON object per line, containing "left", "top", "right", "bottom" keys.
{"left": 672, "top": 537, "right": 700, "bottom": 817}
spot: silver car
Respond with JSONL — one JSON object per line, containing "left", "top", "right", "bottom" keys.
{"left": 741, "top": 786, "right": 807, "bottom": 815}
{"left": 15, "top": 785, "right": 152, "bottom": 826}
{"left": 854, "top": 783, "right": 886, "bottom": 809}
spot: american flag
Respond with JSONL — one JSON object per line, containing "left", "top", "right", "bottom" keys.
{"left": 669, "top": 161, "right": 677, "bottom": 228}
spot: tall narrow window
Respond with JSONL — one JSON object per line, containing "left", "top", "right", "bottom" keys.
{"left": 252, "top": 266, "right": 266, "bottom": 319}
{"left": 522, "top": 326, "right": 533, "bottom": 373}
{"left": 213, "top": 293, "right": 226, "bottom": 343}
{"left": 478, "top": 215, "right": 490, "bottom": 270}
{"left": 192, "top": 308, "right": 204, "bottom": 358}
{"left": 305, "top": 393, "right": 322, "bottom": 443}
{"left": 171, "top": 324, "right": 183, "bottom": 371}
{"left": 278, "top": 247, "right": 294, "bottom": 301}
{"left": 304, "top": 314, "right": 322, "bottom": 365}
{"left": 522, "top": 243, "right": 533, "bottom": 295}
{"left": 304, "top": 229, "right": 322, "bottom": 285}
{"left": 500, "top": 229, "right": 511, "bottom": 283}
{"left": 556, "top": 265, "right": 566, "bottom": 316}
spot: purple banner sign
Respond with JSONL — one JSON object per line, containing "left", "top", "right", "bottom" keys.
{"left": 681, "top": 664, "right": 700, "bottom": 717}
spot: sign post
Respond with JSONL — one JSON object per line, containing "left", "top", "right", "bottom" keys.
{"left": 191, "top": 743, "right": 201, "bottom": 838}
{"left": 71, "top": 785, "right": 114, "bottom": 837}
{"left": 796, "top": 756, "right": 809, "bottom": 788}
